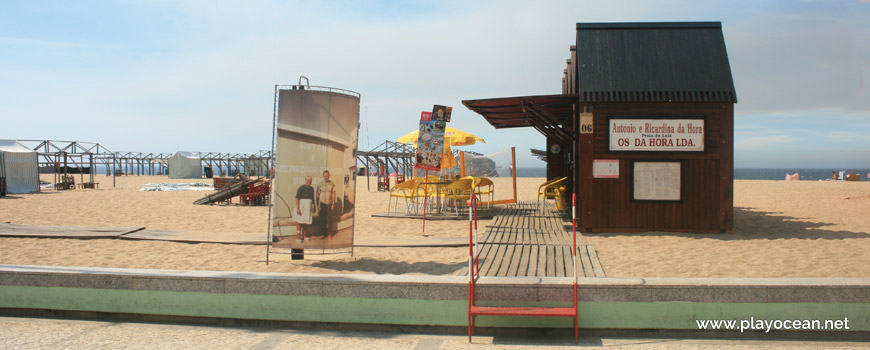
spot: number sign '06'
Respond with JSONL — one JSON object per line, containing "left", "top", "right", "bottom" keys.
{"left": 579, "top": 113, "right": 593, "bottom": 134}
{"left": 609, "top": 119, "right": 704, "bottom": 151}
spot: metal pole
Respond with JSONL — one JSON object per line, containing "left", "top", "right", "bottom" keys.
{"left": 572, "top": 193, "right": 577, "bottom": 285}
{"left": 78, "top": 155, "right": 83, "bottom": 185}
{"left": 511, "top": 147, "right": 517, "bottom": 204}
{"left": 266, "top": 84, "right": 278, "bottom": 265}
{"left": 423, "top": 170, "right": 428, "bottom": 233}
{"left": 365, "top": 158, "right": 370, "bottom": 191}
{"left": 89, "top": 153, "right": 94, "bottom": 184}
{"left": 63, "top": 152, "right": 68, "bottom": 185}
{"left": 460, "top": 151, "right": 466, "bottom": 177}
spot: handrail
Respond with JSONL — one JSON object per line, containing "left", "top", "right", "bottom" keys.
{"left": 468, "top": 194, "right": 578, "bottom": 343}
{"left": 275, "top": 84, "right": 360, "bottom": 99}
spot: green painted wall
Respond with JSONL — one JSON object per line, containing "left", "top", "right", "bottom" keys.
{"left": 1, "top": 286, "right": 867, "bottom": 331}
{"left": 0, "top": 286, "right": 464, "bottom": 326}
{"left": 579, "top": 302, "right": 870, "bottom": 331}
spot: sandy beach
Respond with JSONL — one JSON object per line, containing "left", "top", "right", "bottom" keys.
{"left": 588, "top": 179, "right": 870, "bottom": 278}
{"left": 0, "top": 175, "right": 868, "bottom": 277}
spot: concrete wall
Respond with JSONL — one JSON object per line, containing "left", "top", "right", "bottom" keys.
{"left": 1, "top": 265, "right": 867, "bottom": 336}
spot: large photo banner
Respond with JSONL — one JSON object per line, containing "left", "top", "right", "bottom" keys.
{"left": 414, "top": 105, "right": 452, "bottom": 171}
{"left": 271, "top": 87, "right": 360, "bottom": 250}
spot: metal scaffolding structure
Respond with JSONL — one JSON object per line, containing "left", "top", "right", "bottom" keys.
{"left": 17, "top": 140, "right": 273, "bottom": 188}
{"left": 200, "top": 150, "right": 272, "bottom": 177}
{"left": 356, "top": 140, "right": 416, "bottom": 191}
{"left": 355, "top": 140, "right": 477, "bottom": 191}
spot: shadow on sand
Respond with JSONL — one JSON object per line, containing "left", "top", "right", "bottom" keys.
{"left": 1, "top": 191, "right": 61, "bottom": 199}
{"left": 583, "top": 206, "right": 869, "bottom": 240}
{"left": 309, "top": 258, "right": 466, "bottom": 275}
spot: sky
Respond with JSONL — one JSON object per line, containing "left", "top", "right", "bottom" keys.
{"left": 1, "top": 0, "right": 868, "bottom": 168}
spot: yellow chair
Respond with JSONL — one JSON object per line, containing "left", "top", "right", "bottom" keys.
{"left": 459, "top": 175, "right": 477, "bottom": 191}
{"left": 536, "top": 177, "right": 566, "bottom": 198}
{"left": 388, "top": 178, "right": 423, "bottom": 214}
{"left": 442, "top": 177, "right": 475, "bottom": 215}
{"left": 422, "top": 175, "right": 441, "bottom": 190}
{"left": 537, "top": 177, "right": 567, "bottom": 211}
{"left": 545, "top": 184, "right": 567, "bottom": 211}
{"left": 454, "top": 176, "right": 478, "bottom": 200}
{"left": 473, "top": 177, "right": 494, "bottom": 207}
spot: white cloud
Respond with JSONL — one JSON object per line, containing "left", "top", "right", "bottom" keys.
{"left": 735, "top": 134, "right": 793, "bottom": 151}
{"left": 823, "top": 131, "right": 864, "bottom": 142}
{"left": 727, "top": 10, "right": 870, "bottom": 115}
{"left": 4, "top": 0, "right": 870, "bottom": 168}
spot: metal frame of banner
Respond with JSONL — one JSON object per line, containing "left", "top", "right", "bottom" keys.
{"left": 266, "top": 79, "right": 359, "bottom": 264}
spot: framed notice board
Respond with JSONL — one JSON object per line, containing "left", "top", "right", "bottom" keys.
{"left": 633, "top": 162, "right": 681, "bottom": 201}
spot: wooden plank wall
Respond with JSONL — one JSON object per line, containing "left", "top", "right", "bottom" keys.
{"left": 577, "top": 102, "right": 733, "bottom": 233}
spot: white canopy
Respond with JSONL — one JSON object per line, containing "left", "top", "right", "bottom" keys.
{"left": 168, "top": 152, "right": 203, "bottom": 179}
{"left": 0, "top": 140, "right": 39, "bottom": 194}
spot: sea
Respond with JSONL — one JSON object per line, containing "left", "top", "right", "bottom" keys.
{"left": 515, "top": 167, "right": 547, "bottom": 178}
{"left": 515, "top": 167, "right": 870, "bottom": 181}
{"left": 733, "top": 168, "right": 870, "bottom": 181}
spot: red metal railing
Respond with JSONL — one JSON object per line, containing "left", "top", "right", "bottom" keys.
{"left": 467, "top": 193, "right": 578, "bottom": 343}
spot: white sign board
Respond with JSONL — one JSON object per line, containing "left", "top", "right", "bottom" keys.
{"left": 592, "top": 159, "right": 619, "bottom": 178}
{"left": 610, "top": 119, "right": 704, "bottom": 151}
{"left": 633, "top": 162, "right": 681, "bottom": 201}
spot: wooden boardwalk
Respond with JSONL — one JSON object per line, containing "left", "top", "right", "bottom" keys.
{"left": 476, "top": 201, "right": 606, "bottom": 278}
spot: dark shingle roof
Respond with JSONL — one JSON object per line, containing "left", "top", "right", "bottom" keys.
{"left": 575, "top": 22, "right": 737, "bottom": 103}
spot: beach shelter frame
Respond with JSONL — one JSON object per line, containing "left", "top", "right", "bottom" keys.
{"left": 14, "top": 140, "right": 271, "bottom": 189}
{"left": 357, "top": 140, "right": 416, "bottom": 192}
{"left": 20, "top": 140, "right": 101, "bottom": 188}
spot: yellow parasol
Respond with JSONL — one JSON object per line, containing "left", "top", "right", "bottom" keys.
{"left": 441, "top": 144, "right": 457, "bottom": 169}
{"left": 398, "top": 127, "right": 485, "bottom": 169}
{"left": 397, "top": 127, "right": 486, "bottom": 147}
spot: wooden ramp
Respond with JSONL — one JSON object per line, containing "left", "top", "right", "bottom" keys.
{"left": 0, "top": 223, "right": 143, "bottom": 239}
{"left": 121, "top": 229, "right": 266, "bottom": 245}
{"left": 476, "top": 201, "right": 606, "bottom": 278}
{"left": 0, "top": 223, "right": 467, "bottom": 247}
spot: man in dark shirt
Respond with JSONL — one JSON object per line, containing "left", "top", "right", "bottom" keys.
{"left": 295, "top": 176, "right": 315, "bottom": 241}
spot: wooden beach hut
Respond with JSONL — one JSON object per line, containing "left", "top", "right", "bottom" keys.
{"left": 464, "top": 22, "right": 737, "bottom": 233}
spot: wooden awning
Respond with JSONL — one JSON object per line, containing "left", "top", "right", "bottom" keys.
{"left": 462, "top": 94, "right": 577, "bottom": 144}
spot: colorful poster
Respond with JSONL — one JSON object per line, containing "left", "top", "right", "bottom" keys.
{"left": 271, "top": 88, "right": 360, "bottom": 250}
{"left": 432, "top": 105, "right": 452, "bottom": 122}
{"left": 414, "top": 105, "right": 452, "bottom": 171}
